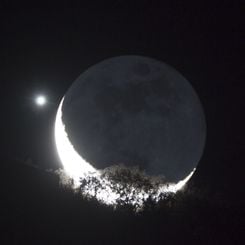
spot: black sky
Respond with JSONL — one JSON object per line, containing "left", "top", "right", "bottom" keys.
{"left": 0, "top": 1, "right": 243, "bottom": 170}
{"left": 0, "top": 0, "right": 244, "bottom": 201}
{"left": 0, "top": 1, "right": 244, "bottom": 244}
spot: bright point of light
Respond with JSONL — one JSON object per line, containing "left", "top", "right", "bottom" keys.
{"left": 35, "top": 95, "right": 47, "bottom": 106}
{"left": 54, "top": 97, "right": 195, "bottom": 209}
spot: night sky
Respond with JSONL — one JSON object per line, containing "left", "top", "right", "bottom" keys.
{"left": 0, "top": 1, "right": 244, "bottom": 244}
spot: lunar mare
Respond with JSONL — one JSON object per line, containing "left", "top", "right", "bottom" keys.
{"left": 55, "top": 97, "right": 195, "bottom": 207}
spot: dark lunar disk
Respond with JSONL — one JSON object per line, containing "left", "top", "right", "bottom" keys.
{"left": 62, "top": 56, "right": 206, "bottom": 182}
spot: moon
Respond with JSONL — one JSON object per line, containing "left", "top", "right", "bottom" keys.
{"left": 61, "top": 56, "right": 206, "bottom": 181}
{"left": 54, "top": 55, "right": 206, "bottom": 206}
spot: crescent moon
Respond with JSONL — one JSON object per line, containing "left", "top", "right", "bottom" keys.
{"left": 54, "top": 97, "right": 97, "bottom": 185}
{"left": 54, "top": 97, "right": 195, "bottom": 206}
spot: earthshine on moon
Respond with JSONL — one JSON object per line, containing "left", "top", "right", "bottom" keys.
{"left": 54, "top": 55, "right": 206, "bottom": 207}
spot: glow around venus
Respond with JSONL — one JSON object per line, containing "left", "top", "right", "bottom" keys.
{"left": 54, "top": 97, "right": 195, "bottom": 208}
